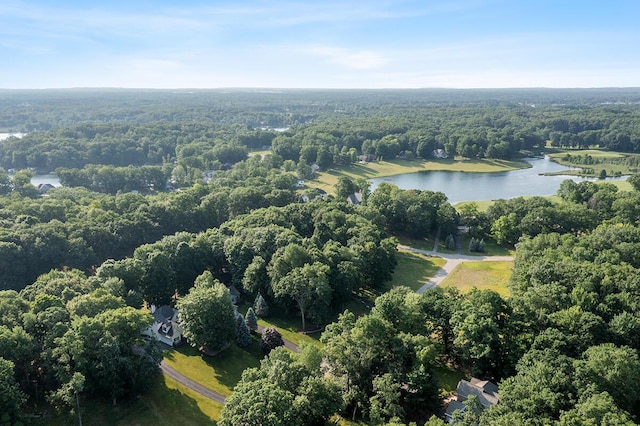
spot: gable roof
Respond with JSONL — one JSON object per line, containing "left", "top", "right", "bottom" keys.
{"left": 346, "top": 192, "right": 363, "bottom": 205}
{"left": 456, "top": 379, "right": 499, "bottom": 408}
{"left": 153, "top": 305, "right": 176, "bottom": 323}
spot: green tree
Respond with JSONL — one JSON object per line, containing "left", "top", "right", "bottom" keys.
{"left": 236, "top": 314, "right": 253, "bottom": 348}
{"left": 254, "top": 293, "right": 269, "bottom": 317}
{"left": 272, "top": 262, "right": 331, "bottom": 330}
{"left": 177, "top": 275, "right": 237, "bottom": 353}
{"left": 573, "top": 344, "right": 640, "bottom": 417}
{"left": 245, "top": 307, "right": 258, "bottom": 333}
{"left": 0, "top": 357, "right": 26, "bottom": 426}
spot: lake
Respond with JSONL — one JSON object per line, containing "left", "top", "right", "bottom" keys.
{"left": 369, "top": 157, "right": 623, "bottom": 204}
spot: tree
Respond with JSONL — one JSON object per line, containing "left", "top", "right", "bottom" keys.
{"left": 628, "top": 173, "right": 640, "bottom": 191}
{"left": 260, "top": 327, "right": 284, "bottom": 355}
{"left": 245, "top": 307, "right": 258, "bottom": 333}
{"left": 573, "top": 343, "right": 640, "bottom": 417}
{"left": 47, "top": 372, "right": 85, "bottom": 426}
{"left": 557, "top": 391, "right": 635, "bottom": 426}
{"left": 254, "top": 293, "right": 269, "bottom": 317}
{"left": 335, "top": 176, "right": 357, "bottom": 199}
{"left": 272, "top": 262, "right": 331, "bottom": 331}
{"left": 236, "top": 314, "right": 253, "bottom": 348}
{"left": 177, "top": 274, "right": 237, "bottom": 353}
{"left": 451, "top": 289, "right": 512, "bottom": 378}
{"left": 0, "top": 357, "right": 26, "bottom": 426}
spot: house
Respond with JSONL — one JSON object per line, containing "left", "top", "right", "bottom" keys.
{"left": 143, "top": 305, "right": 183, "bottom": 347}
{"left": 228, "top": 285, "right": 241, "bottom": 305}
{"left": 310, "top": 163, "right": 321, "bottom": 173}
{"left": 358, "top": 154, "right": 376, "bottom": 163}
{"left": 433, "top": 148, "right": 448, "bottom": 159}
{"left": 37, "top": 183, "right": 56, "bottom": 194}
{"left": 346, "top": 192, "right": 363, "bottom": 205}
{"left": 444, "top": 378, "right": 499, "bottom": 422}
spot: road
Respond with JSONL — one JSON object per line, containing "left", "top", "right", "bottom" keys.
{"left": 397, "top": 244, "right": 514, "bottom": 293}
{"left": 162, "top": 245, "right": 511, "bottom": 404}
{"left": 160, "top": 328, "right": 300, "bottom": 404}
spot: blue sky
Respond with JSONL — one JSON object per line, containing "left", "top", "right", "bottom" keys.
{"left": 1, "top": 0, "right": 639, "bottom": 88}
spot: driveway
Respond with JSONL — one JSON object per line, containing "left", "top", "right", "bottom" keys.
{"left": 396, "top": 244, "right": 514, "bottom": 293}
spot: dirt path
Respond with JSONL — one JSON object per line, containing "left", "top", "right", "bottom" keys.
{"left": 397, "top": 244, "right": 514, "bottom": 293}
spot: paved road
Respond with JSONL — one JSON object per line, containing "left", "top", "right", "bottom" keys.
{"left": 160, "top": 327, "right": 300, "bottom": 404}
{"left": 397, "top": 244, "right": 514, "bottom": 293}
{"left": 161, "top": 244, "right": 505, "bottom": 404}
{"left": 160, "top": 360, "right": 227, "bottom": 404}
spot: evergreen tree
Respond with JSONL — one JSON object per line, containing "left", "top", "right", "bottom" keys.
{"left": 245, "top": 307, "right": 258, "bottom": 333}
{"left": 254, "top": 293, "right": 269, "bottom": 317}
{"left": 236, "top": 314, "right": 253, "bottom": 348}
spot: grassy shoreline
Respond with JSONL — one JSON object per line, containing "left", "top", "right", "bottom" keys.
{"left": 311, "top": 157, "right": 530, "bottom": 193}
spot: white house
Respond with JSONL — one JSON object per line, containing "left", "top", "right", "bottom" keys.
{"left": 143, "top": 305, "right": 183, "bottom": 347}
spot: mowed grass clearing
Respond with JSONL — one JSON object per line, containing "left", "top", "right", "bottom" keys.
{"left": 51, "top": 375, "right": 220, "bottom": 425}
{"left": 163, "top": 340, "right": 262, "bottom": 398}
{"left": 391, "top": 251, "right": 446, "bottom": 292}
{"left": 441, "top": 261, "right": 513, "bottom": 298}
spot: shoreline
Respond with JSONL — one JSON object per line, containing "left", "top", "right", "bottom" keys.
{"left": 312, "top": 157, "right": 531, "bottom": 192}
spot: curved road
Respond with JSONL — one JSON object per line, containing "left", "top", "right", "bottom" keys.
{"left": 160, "top": 328, "right": 300, "bottom": 404}
{"left": 397, "top": 244, "right": 514, "bottom": 293}
{"left": 161, "top": 360, "right": 227, "bottom": 404}
{"left": 162, "top": 245, "right": 511, "bottom": 404}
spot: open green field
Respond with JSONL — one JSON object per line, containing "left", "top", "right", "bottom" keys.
{"left": 391, "top": 251, "right": 447, "bottom": 291}
{"left": 163, "top": 341, "right": 262, "bottom": 398}
{"left": 51, "top": 375, "right": 220, "bottom": 425}
{"left": 441, "top": 261, "right": 513, "bottom": 298}
{"left": 548, "top": 148, "right": 640, "bottom": 177}
{"left": 459, "top": 235, "right": 514, "bottom": 256}
{"left": 311, "top": 157, "right": 529, "bottom": 194}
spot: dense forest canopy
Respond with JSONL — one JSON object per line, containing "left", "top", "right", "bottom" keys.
{"left": 2, "top": 88, "right": 640, "bottom": 424}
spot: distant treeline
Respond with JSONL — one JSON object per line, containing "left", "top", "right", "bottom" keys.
{"left": 1, "top": 89, "right": 640, "bottom": 173}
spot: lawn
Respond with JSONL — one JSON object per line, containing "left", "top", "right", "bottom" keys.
{"left": 441, "top": 261, "right": 513, "bottom": 298}
{"left": 434, "top": 364, "right": 468, "bottom": 397}
{"left": 459, "top": 234, "right": 515, "bottom": 256}
{"left": 162, "top": 340, "right": 262, "bottom": 397}
{"left": 548, "top": 149, "right": 640, "bottom": 177}
{"left": 236, "top": 300, "right": 324, "bottom": 348}
{"left": 51, "top": 375, "right": 220, "bottom": 425}
{"left": 390, "top": 251, "right": 447, "bottom": 291}
{"left": 311, "top": 158, "right": 529, "bottom": 194}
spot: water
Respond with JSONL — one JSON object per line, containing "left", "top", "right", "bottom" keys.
{"left": 30, "top": 173, "right": 61, "bottom": 187}
{"left": 369, "top": 157, "right": 623, "bottom": 204}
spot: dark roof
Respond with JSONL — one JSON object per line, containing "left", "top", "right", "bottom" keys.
{"left": 456, "top": 379, "right": 499, "bottom": 408}
{"left": 445, "top": 400, "right": 466, "bottom": 419}
{"left": 153, "top": 305, "right": 176, "bottom": 323}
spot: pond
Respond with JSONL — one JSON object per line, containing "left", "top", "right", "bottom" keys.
{"left": 369, "top": 157, "right": 624, "bottom": 204}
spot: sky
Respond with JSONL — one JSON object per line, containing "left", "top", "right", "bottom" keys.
{"left": 1, "top": 0, "right": 639, "bottom": 89}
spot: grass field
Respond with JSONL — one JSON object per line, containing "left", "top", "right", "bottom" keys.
{"left": 548, "top": 148, "right": 640, "bottom": 177}
{"left": 163, "top": 340, "right": 262, "bottom": 397}
{"left": 311, "top": 157, "right": 529, "bottom": 194}
{"left": 441, "top": 261, "right": 512, "bottom": 298}
{"left": 51, "top": 375, "right": 220, "bottom": 425}
{"left": 390, "top": 251, "right": 447, "bottom": 291}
